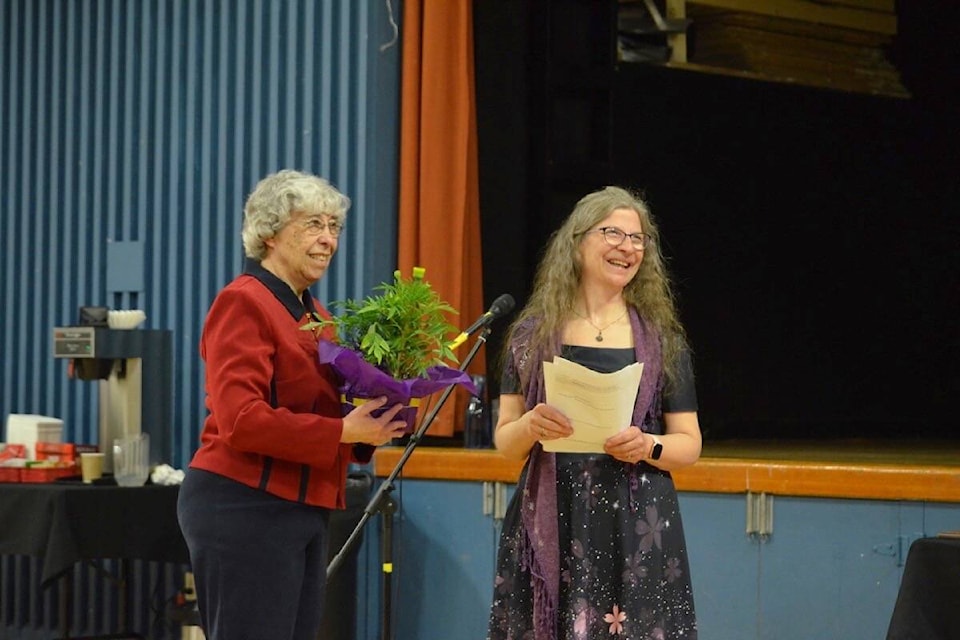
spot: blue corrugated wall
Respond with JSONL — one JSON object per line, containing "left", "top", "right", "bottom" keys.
{"left": 0, "top": 0, "right": 400, "bottom": 470}
{"left": 0, "top": 0, "right": 400, "bottom": 637}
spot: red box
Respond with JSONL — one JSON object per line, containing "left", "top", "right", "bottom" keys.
{"left": 35, "top": 442, "right": 77, "bottom": 463}
{"left": 34, "top": 443, "right": 98, "bottom": 464}
{"left": 0, "top": 444, "right": 27, "bottom": 463}
{"left": 20, "top": 463, "right": 78, "bottom": 483}
{"left": 0, "top": 467, "right": 21, "bottom": 483}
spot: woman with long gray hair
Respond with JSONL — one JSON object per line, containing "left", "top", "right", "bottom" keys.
{"left": 488, "top": 186, "right": 701, "bottom": 639}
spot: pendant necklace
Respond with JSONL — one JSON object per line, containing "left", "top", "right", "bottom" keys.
{"left": 573, "top": 308, "right": 628, "bottom": 342}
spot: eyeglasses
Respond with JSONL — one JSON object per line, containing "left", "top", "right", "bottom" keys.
{"left": 589, "top": 226, "right": 651, "bottom": 250}
{"left": 299, "top": 216, "right": 344, "bottom": 238}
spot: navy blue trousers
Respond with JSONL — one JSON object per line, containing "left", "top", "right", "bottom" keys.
{"left": 177, "top": 468, "right": 331, "bottom": 640}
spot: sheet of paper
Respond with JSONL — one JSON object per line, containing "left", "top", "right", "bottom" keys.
{"left": 541, "top": 356, "right": 643, "bottom": 453}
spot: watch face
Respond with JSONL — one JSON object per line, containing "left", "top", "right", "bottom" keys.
{"left": 651, "top": 442, "right": 663, "bottom": 460}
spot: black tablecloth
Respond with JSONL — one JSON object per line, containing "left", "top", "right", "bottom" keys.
{"left": 0, "top": 481, "right": 189, "bottom": 586}
{"left": 886, "top": 536, "right": 960, "bottom": 640}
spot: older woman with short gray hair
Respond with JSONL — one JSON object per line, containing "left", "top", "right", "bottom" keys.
{"left": 241, "top": 169, "right": 350, "bottom": 260}
{"left": 178, "top": 169, "right": 407, "bottom": 640}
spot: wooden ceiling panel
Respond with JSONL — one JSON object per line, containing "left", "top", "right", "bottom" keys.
{"left": 619, "top": 0, "right": 909, "bottom": 97}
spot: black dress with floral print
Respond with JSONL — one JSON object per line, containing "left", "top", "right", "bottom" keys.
{"left": 488, "top": 346, "right": 698, "bottom": 640}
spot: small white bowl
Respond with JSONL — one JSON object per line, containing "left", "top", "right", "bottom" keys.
{"left": 107, "top": 309, "right": 147, "bottom": 330}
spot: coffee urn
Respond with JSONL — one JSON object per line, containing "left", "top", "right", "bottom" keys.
{"left": 52, "top": 325, "right": 172, "bottom": 473}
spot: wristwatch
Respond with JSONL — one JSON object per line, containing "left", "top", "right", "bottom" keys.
{"left": 650, "top": 435, "right": 663, "bottom": 460}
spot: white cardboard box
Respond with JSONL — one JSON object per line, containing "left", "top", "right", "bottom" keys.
{"left": 4, "top": 414, "right": 64, "bottom": 460}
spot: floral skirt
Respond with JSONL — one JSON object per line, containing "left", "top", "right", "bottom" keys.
{"left": 488, "top": 453, "right": 698, "bottom": 639}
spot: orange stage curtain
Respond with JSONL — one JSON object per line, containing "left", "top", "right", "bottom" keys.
{"left": 399, "top": 0, "right": 484, "bottom": 437}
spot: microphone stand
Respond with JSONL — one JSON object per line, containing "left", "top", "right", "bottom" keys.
{"left": 326, "top": 324, "right": 492, "bottom": 640}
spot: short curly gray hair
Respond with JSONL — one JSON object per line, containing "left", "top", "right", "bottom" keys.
{"left": 241, "top": 169, "right": 351, "bottom": 259}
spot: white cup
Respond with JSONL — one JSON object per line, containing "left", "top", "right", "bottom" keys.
{"left": 112, "top": 433, "right": 150, "bottom": 487}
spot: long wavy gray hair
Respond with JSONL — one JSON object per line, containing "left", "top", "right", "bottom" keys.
{"left": 241, "top": 169, "right": 351, "bottom": 259}
{"left": 506, "top": 186, "right": 689, "bottom": 384}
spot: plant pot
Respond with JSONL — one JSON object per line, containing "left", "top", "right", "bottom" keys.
{"left": 340, "top": 393, "right": 422, "bottom": 434}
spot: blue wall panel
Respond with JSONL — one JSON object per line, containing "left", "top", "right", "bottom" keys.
{"left": 0, "top": 0, "right": 400, "bottom": 468}
{"left": 0, "top": 0, "right": 400, "bottom": 637}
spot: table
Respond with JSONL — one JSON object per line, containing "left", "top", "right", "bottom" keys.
{"left": 1, "top": 474, "right": 371, "bottom": 638}
{"left": 0, "top": 481, "right": 189, "bottom": 638}
{"left": 0, "top": 481, "right": 188, "bottom": 586}
{"left": 886, "top": 536, "right": 960, "bottom": 640}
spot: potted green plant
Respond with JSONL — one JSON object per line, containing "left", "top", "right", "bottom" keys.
{"left": 305, "top": 267, "right": 476, "bottom": 431}
{"left": 315, "top": 267, "right": 460, "bottom": 379}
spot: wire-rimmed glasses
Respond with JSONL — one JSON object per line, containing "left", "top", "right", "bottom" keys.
{"left": 589, "top": 226, "right": 651, "bottom": 250}
{"left": 300, "top": 216, "right": 344, "bottom": 238}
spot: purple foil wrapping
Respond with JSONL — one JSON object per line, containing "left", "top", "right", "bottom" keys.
{"left": 317, "top": 340, "right": 478, "bottom": 432}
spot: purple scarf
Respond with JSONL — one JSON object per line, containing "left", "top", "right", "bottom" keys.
{"left": 512, "top": 307, "right": 663, "bottom": 640}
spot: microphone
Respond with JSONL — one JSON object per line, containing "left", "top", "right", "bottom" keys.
{"left": 449, "top": 293, "right": 516, "bottom": 349}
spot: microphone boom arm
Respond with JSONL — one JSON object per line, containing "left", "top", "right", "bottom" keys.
{"left": 327, "top": 324, "right": 493, "bottom": 580}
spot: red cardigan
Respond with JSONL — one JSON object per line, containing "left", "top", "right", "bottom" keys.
{"left": 188, "top": 260, "right": 371, "bottom": 508}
